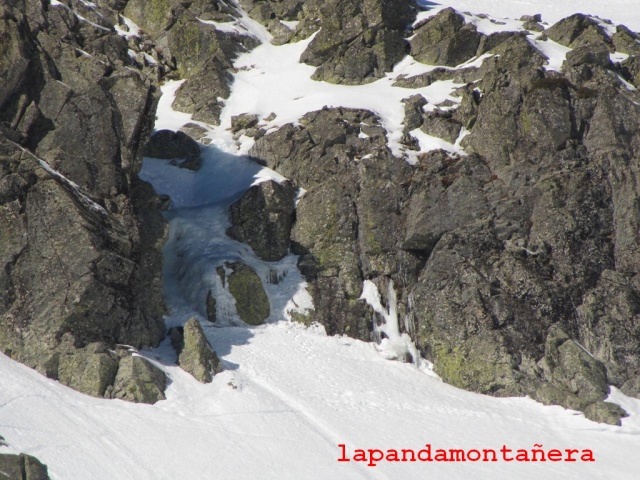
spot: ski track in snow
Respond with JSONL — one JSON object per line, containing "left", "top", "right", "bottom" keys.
{"left": 3, "top": 1, "right": 640, "bottom": 478}
{"left": 2, "top": 323, "right": 640, "bottom": 479}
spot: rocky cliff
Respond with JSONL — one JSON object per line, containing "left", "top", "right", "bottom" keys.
{"left": 0, "top": 0, "right": 170, "bottom": 403}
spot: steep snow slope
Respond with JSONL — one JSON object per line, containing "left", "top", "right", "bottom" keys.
{"left": 2, "top": 1, "right": 640, "bottom": 479}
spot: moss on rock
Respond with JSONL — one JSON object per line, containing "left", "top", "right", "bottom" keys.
{"left": 227, "top": 263, "right": 270, "bottom": 325}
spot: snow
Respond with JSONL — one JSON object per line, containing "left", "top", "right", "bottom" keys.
{"left": 432, "top": 0, "right": 640, "bottom": 31}
{"left": 115, "top": 15, "right": 142, "bottom": 39}
{"left": 3, "top": 1, "right": 640, "bottom": 479}
{"left": 528, "top": 36, "right": 572, "bottom": 72}
{"left": 204, "top": 32, "right": 467, "bottom": 158}
{"left": 2, "top": 323, "right": 640, "bottom": 479}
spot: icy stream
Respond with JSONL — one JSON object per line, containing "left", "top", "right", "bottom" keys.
{"left": 139, "top": 146, "right": 313, "bottom": 329}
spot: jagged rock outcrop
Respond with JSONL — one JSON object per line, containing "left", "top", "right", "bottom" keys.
{"left": 0, "top": 453, "right": 50, "bottom": 480}
{"left": 249, "top": 9, "right": 640, "bottom": 424}
{"left": 170, "top": 318, "right": 222, "bottom": 383}
{"left": 0, "top": 0, "right": 167, "bottom": 401}
{"left": 298, "top": 0, "right": 415, "bottom": 84}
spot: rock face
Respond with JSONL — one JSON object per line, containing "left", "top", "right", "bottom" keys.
{"left": 247, "top": 8, "right": 640, "bottom": 424}
{"left": 298, "top": 0, "right": 415, "bottom": 84}
{"left": 0, "top": 453, "right": 50, "bottom": 480}
{"left": 227, "top": 180, "right": 296, "bottom": 261}
{"left": 170, "top": 318, "right": 222, "bottom": 383}
{"left": 0, "top": 0, "right": 167, "bottom": 401}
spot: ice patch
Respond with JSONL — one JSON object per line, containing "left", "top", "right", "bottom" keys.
{"left": 360, "top": 280, "right": 434, "bottom": 375}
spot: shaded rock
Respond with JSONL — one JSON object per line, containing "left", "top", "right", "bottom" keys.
{"left": 410, "top": 8, "right": 483, "bottom": 67}
{"left": 402, "top": 152, "right": 491, "bottom": 253}
{"left": 226, "top": 263, "right": 270, "bottom": 325}
{"left": 0, "top": 453, "right": 50, "bottom": 480}
{"left": 227, "top": 180, "right": 296, "bottom": 261}
{"left": 402, "top": 94, "right": 427, "bottom": 132}
{"left": 142, "top": 130, "right": 202, "bottom": 170}
{"left": 170, "top": 318, "right": 222, "bottom": 383}
{"left": 108, "top": 354, "right": 166, "bottom": 404}
{"left": 520, "top": 76, "right": 573, "bottom": 150}
{"left": 206, "top": 290, "right": 217, "bottom": 323}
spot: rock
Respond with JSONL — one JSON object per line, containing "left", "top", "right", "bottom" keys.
{"left": 57, "top": 342, "right": 120, "bottom": 398}
{"left": 206, "top": 290, "right": 217, "bottom": 323}
{"left": 519, "top": 14, "right": 542, "bottom": 23}
{"left": 231, "top": 113, "right": 260, "bottom": 133}
{"left": 299, "top": 0, "right": 414, "bottom": 84}
{"left": 612, "top": 25, "right": 640, "bottom": 55}
{"left": 173, "top": 58, "right": 232, "bottom": 125}
{"left": 538, "top": 326, "right": 609, "bottom": 405}
{"left": 171, "top": 318, "right": 222, "bottom": 383}
{"left": 0, "top": 453, "right": 50, "bottom": 480}
{"left": 545, "top": 14, "right": 612, "bottom": 48}
{"left": 108, "top": 354, "right": 167, "bottom": 404}
{"left": 402, "top": 94, "right": 427, "bottom": 132}
{"left": 565, "top": 44, "right": 611, "bottom": 68}
{"left": 420, "top": 110, "right": 463, "bottom": 143}
{"left": 142, "top": 130, "right": 202, "bottom": 170}
{"left": 227, "top": 180, "right": 296, "bottom": 261}
{"left": 410, "top": 8, "right": 484, "bottom": 67}
{"left": 583, "top": 401, "right": 628, "bottom": 426}
{"left": 226, "top": 263, "right": 270, "bottom": 325}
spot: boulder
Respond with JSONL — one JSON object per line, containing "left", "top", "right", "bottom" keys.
{"left": 108, "top": 354, "right": 167, "bottom": 404}
{"left": 0, "top": 453, "right": 50, "bottom": 480}
{"left": 410, "top": 8, "right": 483, "bottom": 66}
{"left": 170, "top": 318, "right": 222, "bottom": 383}
{"left": 172, "top": 58, "right": 232, "bottom": 125}
{"left": 142, "top": 130, "right": 202, "bottom": 170}
{"left": 226, "top": 263, "right": 270, "bottom": 325}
